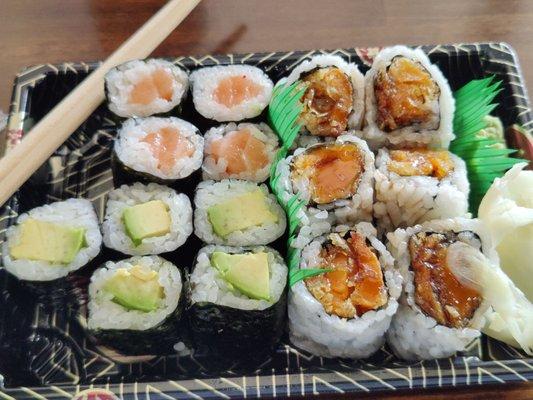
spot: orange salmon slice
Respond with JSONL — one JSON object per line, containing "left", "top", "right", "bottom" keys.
{"left": 142, "top": 126, "right": 194, "bottom": 174}
{"left": 213, "top": 75, "right": 263, "bottom": 107}
{"left": 129, "top": 69, "right": 175, "bottom": 105}
{"left": 209, "top": 129, "right": 269, "bottom": 174}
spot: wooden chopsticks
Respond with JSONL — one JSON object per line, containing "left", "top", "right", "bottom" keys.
{"left": 0, "top": 0, "right": 201, "bottom": 207}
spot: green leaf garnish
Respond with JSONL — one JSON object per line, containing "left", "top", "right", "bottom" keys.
{"left": 289, "top": 267, "right": 332, "bottom": 287}
{"left": 450, "top": 77, "right": 525, "bottom": 214}
{"left": 268, "top": 82, "right": 306, "bottom": 147}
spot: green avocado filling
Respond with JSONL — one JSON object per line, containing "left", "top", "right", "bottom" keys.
{"left": 207, "top": 190, "right": 278, "bottom": 238}
{"left": 9, "top": 218, "right": 86, "bottom": 264}
{"left": 122, "top": 200, "right": 171, "bottom": 246}
{"left": 104, "top": 265, "right": 165, "bottom": 312}
{"left": 211, "top": 251, "right": 270, "bottom": 301}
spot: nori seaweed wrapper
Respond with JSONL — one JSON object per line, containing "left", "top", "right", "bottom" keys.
{"left": 187, "top": 291, "right": 287, "bottom": 358}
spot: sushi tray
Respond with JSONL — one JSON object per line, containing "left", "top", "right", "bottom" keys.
{"left": 0, "top": 42, "right": 532, "bottom": 399}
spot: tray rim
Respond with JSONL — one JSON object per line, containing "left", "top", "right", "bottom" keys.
{"left": 1, "top": 42, "right": 532, "bottom": 399}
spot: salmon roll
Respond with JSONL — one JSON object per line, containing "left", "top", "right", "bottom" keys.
{"left": 289, "top": 222, "right": 402, "bottom": 358}
{"left": 362, "top": 46, "right": 454, "bottom": 149}
{"left": 105, "top": 59, "right": 188, "bottom": 118}
{"left": 284, "top": 54, "right": 365, "bottom": 136}
{"left": 102, "top": 183, "right": 192, "bottom": 256}
{"left": 194, "top": 180, "right": 286, "bottom": 246}
{"left": 275, "top": 134, "right": 374, "bottom": 248}
{"left": 113, "top": 117, "right": 203, "bottom": 184}
{"left": 190, "top": 65, "right": 273, "bottom": 122}
{"left": 386, "top": 218, "right": 493, "bottom": 360}
{"left": 373, "top": 148, "right": 469, "bottom": 233}
{"left": 202, "top": 122, "right": 279, "bottom": 182}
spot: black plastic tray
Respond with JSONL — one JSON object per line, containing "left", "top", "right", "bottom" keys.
{"left": 1, "top": 43, "right": 532, "bottom": 399}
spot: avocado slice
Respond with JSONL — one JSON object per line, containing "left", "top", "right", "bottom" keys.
{"left": 211, "top": 251, "right": 270, "bottom": 301}
{"left": 9, "top": 218, "right": 86, "bottom": 264}
{"left": 104, "top": 265, "right": 165, "bottom": 312}
{"left": 123, "top": 200, "right": 171, "bottom": 246}
{"left": 207, "top": 190, "right": 278, "bottom": 238}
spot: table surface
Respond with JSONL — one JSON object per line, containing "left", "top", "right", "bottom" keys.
{"left": 0, "top": 0, "right": 532, "bottom": 398}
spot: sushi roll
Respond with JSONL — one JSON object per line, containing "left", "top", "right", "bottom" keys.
{"left": 284, "top": 54, "right": 365, "bottom": 136}
{"left": 275, "top": 134, "right": 374, "bottom": 248}
{"left": 386, "top": 218, "right": 493, "bottom": 360}
{"left": 194, "top": 180, "right": 286, "bottom": 246}
{"left": 88, "top": 255, "right": 184, "bottom": 354}
{"left": 105, "top": 59, "right": 188, "bottom": 118}
{"left": 102, "top": 183, "right": 192, "bottom": 256}
{"left": 288, "top": 222, "right": 402, "bottom": 358}
{"left": 2, "top": 199, "right": 101, "bottom": 282}
{"left": 113, "top": 116, "right": 203, "bottom": 185}
{"left": 362, "top": 46, "right": 455, "bottom": 149}
{"left": 202, "top": 122, "right": 279, "bottom": 182}
{"left": 373, "top": 148, "right": 469, "bottom": 233}
{"left": 188, "top": 245, "right": 287, "bottom": 355}
{"left": 190, "top": 65, "right": 273, "bottom": 122}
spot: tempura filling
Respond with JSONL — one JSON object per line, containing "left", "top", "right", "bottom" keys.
{"left": 299, "top": 67, "right": 353, "bottom": 137}
{"left": 387, "top": 149, "right": 454, "bottom": 179}
{"left": 291, "top": 143, "right": 364, "bottom": 204}
{"left": 408, "top": 231, "right": 482, "bottom": 329}
{"left": 305, "top": 231, "right": 388, "bottom": 319}
{"left": 374, "top": 57, "right": 440, "bottom": 132}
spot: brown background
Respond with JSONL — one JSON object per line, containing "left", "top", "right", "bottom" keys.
{"left": 0, "top": 0, "right": 532, "bottom": 398}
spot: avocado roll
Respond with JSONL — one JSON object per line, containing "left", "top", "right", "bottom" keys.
{"left": 190, "top": 65, "right": 273, "bottom": 122}
{"left": 362, "top": 46, "right": 454, "bottom": 149}
{"left": 194, "top": 179, "right": 286, "bottom": 246}
{"left": 188, "top": 245, "right": 287, "bottom": 355}
{"left": 202, "top": 122, "right": 279, "bottom": 182}
{"left": 113, "top": 116, "right": 203, "bottom": 185}
{"left": 88, "top": 255, "right": 184, "bottom": 354}
{"left": 275, "top": 134, "right": 374, "bottom": 248}
{"left": 289, "top": 222, "right": 402, "bottom": 358}
{"left": 373, "top": 148, "right": 469, "bottom": 233}
{"left": 2, "top": 199, "right": 102, "bottom": 282}
{"left": 386, "top": 218, "right": 493, "bottom": 360}
{"left": 105, "top": 59, "right": 188, "bottom": 118}
{"left": 102, "top": 183, "right": 192, "bottom": 256}
{"left": 284, "top": 54, "right": 365, "bottom": 136}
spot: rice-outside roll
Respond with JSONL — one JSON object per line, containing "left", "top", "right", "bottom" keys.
{"left": 202, "top": 122, "right": 279, "bottom": 182}
{"left": 362, "top": 46, "right": 455, "bottom": 149}
{"left": 289, "top": 222, "right": 402, "bottom": 358}
{"left": 386, "top": 218, "right": 493, "bottom": 360}
{"left": 275, "top": 134, "right": 374, "bottom": 248}
{"left": 373, "top": 148, "right": 469, "bottom": 233}
{"left": 284, "top": 54, "right": 365, "bottom": 136}
{"left": 88, "top": 255, "right": 184, "bottom": 354}
{"left": 2, "top": 199, "right": 102, "bottom": 282}
{"left": 190, "top": 65, "right": 273, "bottom": 122}
{"left": 103, "top": 183, "right": 192, "bottom": 256}
{"left": 188, "top": 245, "right": 287, "bottom": 355}
{"left": 105, "top": 59, "right": 188, "bottom": 118}
{"left": 113, "top": 117, "right": 203, "bottom": 183}
{"left": 194, "top": 180, "right": 286, "bottom": 246}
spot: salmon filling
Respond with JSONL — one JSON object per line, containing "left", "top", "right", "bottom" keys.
{"left": 300, "top": 67, "right": 353, "bottom": 137}
{"left": 213, "top": 75, "right": 263, "bottom": 107}
{"left": 141, "top": 127, "right": 194, "bottom": 174}
{"left": 306, "top": 232, "right": 388, "bottom": 318}
{"left": 291, "top": 143, "right": 364, "bottom": 204}
{"left": 408, "top": 232, "right": 482, "bottom": 328}
{"left": 374, "top": 57, "right": 440, "bottom": 132}
{"left": 388, "top": 149, "right": 454, "bottom": 179}
{"left": 207, "top": 129, "right": 269, "bottom": 175}
{"left": 129, "top": 69, "right": 175, "bottom": 105}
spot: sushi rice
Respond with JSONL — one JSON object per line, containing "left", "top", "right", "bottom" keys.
{"left": 2, "top": 199, "right": 102, "bottom": 282}
{"left": 88, "top": 255, "right": 182, "bottom": 331}
{"left": 103, "top": 183, "right": 192, "bottom": 255}
{"left": 105, "top": 59, "right": 188, "bottom": 118}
